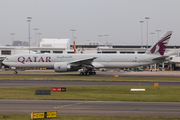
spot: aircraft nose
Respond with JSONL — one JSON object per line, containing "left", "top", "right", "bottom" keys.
{"left": 2, "top": 59, "right": 6, "bottom": 64}
{"left": 2, "top": 58, "right": 8, "bottom": 64}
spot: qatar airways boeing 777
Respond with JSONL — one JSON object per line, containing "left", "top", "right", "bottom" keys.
{"left": 3, "top": 31, "right": 173, "bottom": 75}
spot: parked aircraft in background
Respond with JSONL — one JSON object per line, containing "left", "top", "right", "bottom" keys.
{"left": 3, "top": 31, "right": 173, "bottom": 75}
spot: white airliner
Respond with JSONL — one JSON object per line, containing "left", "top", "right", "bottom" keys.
{"left": 3, "top": 31, "right": 173, "bottom": 75}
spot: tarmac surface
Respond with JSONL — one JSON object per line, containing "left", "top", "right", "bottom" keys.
{"left": 1, "top": 70, "right": 180, "bottom": 77}
{"left": 0, "top": 99, "right": 180, "bottom": 117}
{"left": 1, "top": 70, "right": 180, "bottom": 88}
{"left": 0, "top": 70, "right": 180, "bottom": 117}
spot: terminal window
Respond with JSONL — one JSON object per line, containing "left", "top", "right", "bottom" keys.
{"left": 67, "top": 52, "right": 75, "bottom": 54}
{"left": 126, "top": 52, "right": 135, "bottom": 54}
{"left": 138, "top": 52, "right": 145, "bottom": 54}
{"left": 102, "top": 51, "right": 116, "bottom": 53}
{"left": 53, "top": 51, "right": 63, "bottom": 54}
{"left": 41, "top": 51, "right": 50, "bottom": 53}
{"left": 120, "top": 52, "right": 135, "bottom": 54}
{"left": 1, "top": 50, "right": 11, "bottom": 55}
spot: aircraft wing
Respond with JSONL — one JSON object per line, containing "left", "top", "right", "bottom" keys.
{"left": 69, "top": 57, "right": 97, "bottom": 66}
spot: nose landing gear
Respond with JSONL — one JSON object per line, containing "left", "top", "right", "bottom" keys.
{"left": 14, "top": 70, "right": 18, "bottom": 74}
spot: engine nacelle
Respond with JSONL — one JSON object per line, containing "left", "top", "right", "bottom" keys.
{"left": 54, "top": 62, "right": 71, "bottom": 72}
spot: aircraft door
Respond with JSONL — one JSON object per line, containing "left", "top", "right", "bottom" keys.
{"left": 138, "top": 57, "right": 141, "bottom": 63}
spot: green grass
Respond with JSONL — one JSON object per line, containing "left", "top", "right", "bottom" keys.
{"left": 0, "top": 114, "right": 180, "bottom": 120}
{"left": 0, "top": 86, "right": 180, "bottom": 102}
{"left": 1, "top": 74, "right": 180, "bottom": 82}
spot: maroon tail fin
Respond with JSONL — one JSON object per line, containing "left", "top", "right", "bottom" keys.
{"left": 146, "top": 31, "right": 172, "bottom": 56}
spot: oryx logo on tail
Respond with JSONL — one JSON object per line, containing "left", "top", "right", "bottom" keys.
{"left": 150, "top": 34, "right": 172, "bottom": 55}
{"left": 146, "top": 31, "right": 172, "bottom": 56}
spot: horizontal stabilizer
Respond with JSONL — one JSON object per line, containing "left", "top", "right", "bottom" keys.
{"left": 152, "top": 56, "right": 169, "bottom": 60}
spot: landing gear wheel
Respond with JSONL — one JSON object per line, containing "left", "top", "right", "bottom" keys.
{"left": 80, "top": 72, "right": 84, "bottom": 75}
{"left": 79, "top": 70, "right": 96, "bottom": 75}
{"left": 14, "top": 71, "right": 18, "bottom": 74}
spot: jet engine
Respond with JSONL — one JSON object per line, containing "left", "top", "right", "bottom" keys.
{"left": 54, "top": 62, "right": 71, "bottom": 72}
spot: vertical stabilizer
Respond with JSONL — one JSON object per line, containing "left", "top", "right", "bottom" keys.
{"left": 145, "top": 31, "right": 172, "bottom": 56}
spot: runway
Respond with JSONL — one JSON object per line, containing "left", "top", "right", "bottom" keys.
{"left": 0, "top": 99, "right": 180, "bottom": 117}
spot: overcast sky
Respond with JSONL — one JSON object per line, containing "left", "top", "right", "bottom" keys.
{"left": 0, "top": 0, "right": 180, "bottom": 46}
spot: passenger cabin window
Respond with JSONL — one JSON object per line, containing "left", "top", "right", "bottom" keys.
{"left": 1, "top": 50, "right": 11, "bottom": 55}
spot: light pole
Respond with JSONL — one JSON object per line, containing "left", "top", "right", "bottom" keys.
{"left": 37, "top": 33, "right": 42, "bottom": 47}
{"left": 98, "top": 35, "right": 103, "bottom": 45}
{"left": 70, "top": 29, "right": 76, "bottom": 45}
{"left": 140, "top": 21, "right": 144, "bottom": 48}
{"left": 33, "top": 28, "right": 39, "bottom": 46}
{"left": 156, "top": 30, "right": 161, "bottom": 39}
{"left": 10, "top": 33, "right": 15, "bottom": 46}
{"left": 104, "top": 34, "right": 109, "bottom": 46}
{"left": 150, "top": 32, "right": 155, "bottom": 45}
{"left": 27, "top": 17, "right": 32, "bottom": 53}
{"left": 74, "top": 37, "right": 77, "bottom": 42}
{"left": 145, "top": 17, "right": 150, "bottom": 48}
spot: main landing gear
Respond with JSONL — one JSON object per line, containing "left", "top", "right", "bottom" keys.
{"left": 79, "top": 71, "right": 96, "bottom": 75}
